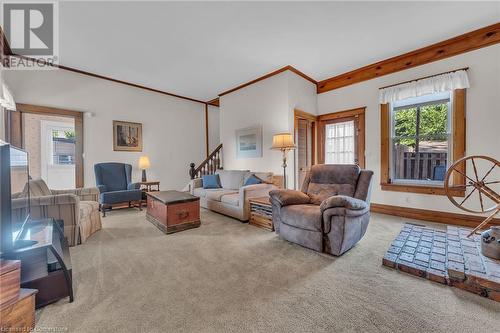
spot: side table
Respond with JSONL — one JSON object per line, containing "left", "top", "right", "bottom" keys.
{"left": 140, "top": 181, "right": 160, "bottom": 192}
{"left": 140, "top": 181, "right": 160, "bottom": 206}
{"left": 249, "top": 197, "right": 274, "bottom": 231}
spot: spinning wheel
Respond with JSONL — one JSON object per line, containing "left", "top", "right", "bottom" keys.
{"left": 444, "top": 155, "right": 500, "bottom": 237}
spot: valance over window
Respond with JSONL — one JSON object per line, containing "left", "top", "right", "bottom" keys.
{"left": 379, "top": 69, "right": 470, "bottom": 104}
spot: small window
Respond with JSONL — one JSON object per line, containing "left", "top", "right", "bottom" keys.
{"left": 389, "top": 91, "right": 451, "bottom": 185}
{"left": 51, "top": 129, "right": 76, "bottom": 165}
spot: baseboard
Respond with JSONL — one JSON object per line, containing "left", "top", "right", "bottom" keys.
{"left": 370, "top": 203, "right": 500, "bottom": 228}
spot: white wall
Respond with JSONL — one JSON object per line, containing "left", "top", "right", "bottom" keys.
{"left": 287, "top": 71, "right": 318, "bottom": 188}
{"left": 207, "top": 105, "right": 220, "bottom": 152}
{"left": 4, "top": 69, "right": 207, "bottom": 190}
{"left": 287, "top": 71, "right": 318, "bottom": 116}
{"left": 219, "top": 70, "right": 317, "bottom": 187}
{"left": 318, "top": 44, "right": 500, "bottom": 214}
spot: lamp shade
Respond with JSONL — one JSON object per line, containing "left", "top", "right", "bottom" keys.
{"left": 138, "top": 156, "right": 151, "bottom": 169}
{"left": 271, "top": 133, "right": 295, "bottom": 150}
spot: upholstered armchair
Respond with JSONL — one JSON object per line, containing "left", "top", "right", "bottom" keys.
{"left": 94, "top": 162, "right": 142, "bottom": 216}
{"left": 11, "top": 179, "right": 101, "bottom": 246}
{"left": 269, "top": 164, "right": 373, "bottom": 256}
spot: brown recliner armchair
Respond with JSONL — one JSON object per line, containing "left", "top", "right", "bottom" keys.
{"left": 269, "top": 164, "right": 373, "bottom": 256}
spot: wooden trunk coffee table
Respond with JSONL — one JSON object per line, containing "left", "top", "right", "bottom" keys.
{"left": 146, "top": 191, "right": 200, "bottom": 234}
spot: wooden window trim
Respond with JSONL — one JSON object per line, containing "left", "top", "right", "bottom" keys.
{"left": 15, "top": 103, "right": 85, "bottom": 188}
{"left": 380, "top": 89, "right": 466, "bottom": 196}
{"left": 318, "top": 107, "right": 366, "bottom": 168}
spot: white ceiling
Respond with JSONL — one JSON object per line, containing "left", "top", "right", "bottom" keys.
{"left": 58, "top": 1, "right": 500, "bottom": 101}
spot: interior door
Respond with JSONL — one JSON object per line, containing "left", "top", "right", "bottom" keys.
{"left": 318, "top": 108, "right": 365, "bottom": 168}
{"left": 294, "top": 110, "right": 317, "bottom": 189}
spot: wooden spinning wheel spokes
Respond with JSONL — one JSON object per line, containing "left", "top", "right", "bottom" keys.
{"left": 444, "top": 155, "right": 500, "bottom": 214}
{"left": 445, "top": 155, "right": 500, "bottom": 237}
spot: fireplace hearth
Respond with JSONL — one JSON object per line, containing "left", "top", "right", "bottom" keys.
{"left": 383, "top": 223, "right": 500, "bottom": 302}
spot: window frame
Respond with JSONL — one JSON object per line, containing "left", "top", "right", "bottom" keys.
{"left": 380, "top": 89, "right": 466, "bottom": 196}
{"left": 389, "top": 91, "right": 452, "bottom": 186}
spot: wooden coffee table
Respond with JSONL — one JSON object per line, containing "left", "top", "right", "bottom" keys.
{"left": 146, "top": 191, "right": 200, "bottom": 234}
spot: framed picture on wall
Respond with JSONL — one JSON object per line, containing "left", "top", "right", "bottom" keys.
{"left": 113, "top": 120, "right": 143, "bottom": 152}
{"left": 236, "top": 126, "right": 262, "bottom": 158}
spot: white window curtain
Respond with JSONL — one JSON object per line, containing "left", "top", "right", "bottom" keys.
{"left": 325, "top": 120, "right": 355, "bottom": 164}
{"left": 379, "top": 69, "right": 470, "bottom": 104}
{"left": 0, "top": 69, "right": 17, "bottom": 111}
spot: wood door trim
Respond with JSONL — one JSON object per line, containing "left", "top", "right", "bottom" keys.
{"left": 317, "top": 107, "right": 366, "bottom": 168}
{"left": 16, "top": 104, "right": 83, "bottom": 118}
{"left": 370, "top": 203, "right": 500, "bottom": 228}
{"left": 16, "top": 103, "right": 84, "bottom": 188}
{"left": 294, "top": 109, "right": 317, "bottom": 165}
{"left": 294, "top": 109, "right": 318, "bottom": 122}
{"left": 294, "top": 110, "right": 317, "bottom": 188}
{"left": 317, "top": 23, "right": 500, "bottom": 93}
{"left": 318, "top": 107, "right": 366, "bottom": 121}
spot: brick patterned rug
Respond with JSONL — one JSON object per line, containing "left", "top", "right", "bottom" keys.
{"left": 383, "top": 223, "right": 500, "bottom": 302}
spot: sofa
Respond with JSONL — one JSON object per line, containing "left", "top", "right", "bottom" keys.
{"left": 189, "top": 170, "right": 278, "bottom": 221}
{"left": 269, "top": 164, "right": 373, "bottom": 256}
{"left": 11, "top": 178, "right": 102, "bottom": 246}
{"left": 94, "top": 162, "right": 143, "bottom": 216}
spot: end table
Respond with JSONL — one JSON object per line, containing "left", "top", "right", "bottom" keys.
{"left": 140, "top": 181, "right": 160, "bottom": 192}
{"left": 249, "top": 197, "right": 274, "bottom": 231}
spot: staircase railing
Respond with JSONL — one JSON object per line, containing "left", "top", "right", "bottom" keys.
{"left": 189, "top": 144, "right": 223, "bottom": 179}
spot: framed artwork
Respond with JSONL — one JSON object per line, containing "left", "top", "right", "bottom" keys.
{"left": 236, "top": 126, "right": 262, "bottom": 158}
{"left": 113, "top": 120, "right": 143, "bottom": 152}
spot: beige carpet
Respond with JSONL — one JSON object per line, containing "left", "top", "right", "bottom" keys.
{"left": 36, "top": 209, "right": 500, "bottom": 332}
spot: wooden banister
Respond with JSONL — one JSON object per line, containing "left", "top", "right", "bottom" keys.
{"left": 189, "top": 144, "right": 223, "bottom": 179}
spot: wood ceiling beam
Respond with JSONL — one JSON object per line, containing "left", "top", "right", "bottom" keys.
{"left": 317, "top": 22, "right": 500, "bottom": 93}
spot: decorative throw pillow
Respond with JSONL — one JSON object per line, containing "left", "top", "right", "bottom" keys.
{"left": 243, "top": 174, "right": 262, "bottom": 186}
{"left": 202, "top": 174, "right": 221, "bottom": 189}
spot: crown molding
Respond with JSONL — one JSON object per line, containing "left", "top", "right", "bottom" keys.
{"left": 0, "top": 26, "right": 207, "bottom": 105}
{"left": 3, "top": 22, "right": 500, "bottom": 105}
{"left": 7, "top": 54, "right": 208, "bottom": 105}
{"left": 317, "top": 22, "right": 500, "bottom": 93}
{"left": 207, "top": 98, "right": 220, "bottom": 107}
{"left": 218, "top": 65, "right": 316, "bottom": 98}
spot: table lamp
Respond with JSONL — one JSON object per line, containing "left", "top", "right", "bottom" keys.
{"left": 271, "top": 133, "right": 295, "bottom": 188}
{"left": 138, "top": 156, "right": 151, "bottom": 182}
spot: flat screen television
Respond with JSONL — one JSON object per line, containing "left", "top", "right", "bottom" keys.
{"left": 0, "top": 140, "right": 32, "bottom": 253}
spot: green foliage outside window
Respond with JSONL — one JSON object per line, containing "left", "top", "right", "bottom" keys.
{"left": 393, "top": 103, "right": 448, "bottom": 147}
{"left": 64, "top": 130, "right": 76, "bottom": 139}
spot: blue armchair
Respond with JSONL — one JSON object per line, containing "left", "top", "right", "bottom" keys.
{"left": 94, "top": 162, "right": 142, "bottom": 217}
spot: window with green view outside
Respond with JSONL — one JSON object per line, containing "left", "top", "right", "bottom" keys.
{"left": 390, "top": 91, "right": 451, "bottom": 184}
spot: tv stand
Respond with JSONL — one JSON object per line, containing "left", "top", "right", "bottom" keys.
{"left": 1, "top": 219, "right": 73, "bottom": 308}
